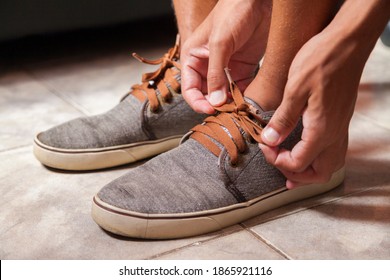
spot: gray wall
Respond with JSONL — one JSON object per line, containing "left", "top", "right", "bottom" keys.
{"left": 0, "top": 0, "right": 173, "bottom": 41}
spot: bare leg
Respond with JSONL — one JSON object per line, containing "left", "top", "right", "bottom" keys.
{"left": 245, "top": 0, "right": 340, "bottom": 111}
{"left": 173, "top": 0, "right": 218, "bottom": 44}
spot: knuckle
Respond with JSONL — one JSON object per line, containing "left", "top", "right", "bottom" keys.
{"left": 274, "top": 157, "right": 305, "bottom": 173}
{"left": 290, "top": 161, "right": 307, "bottom": 173}
{"left": 285, "top": 77, "right": 302, "bottom": 97}
{"left": 209, "top": 33, "right": 233, "bottom": 54}
{"left": 207, "top": 71, "right": 224, "bottom": 86}
{"left": 274, "top": 113, "right": 297, "bottom": 131}
{"left": 209, "top": 34, "right": 226, "bottom": 49}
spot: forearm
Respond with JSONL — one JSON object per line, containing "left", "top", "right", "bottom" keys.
{"left": 326, "top": 0, "right": 390, "bottom": 55}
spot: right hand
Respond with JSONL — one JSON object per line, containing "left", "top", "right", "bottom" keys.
{"left": 260, "top": 29, "right": 365, "bottom": 188}
{"left": 181, "top": 0, "right": 271, "bottom": 114}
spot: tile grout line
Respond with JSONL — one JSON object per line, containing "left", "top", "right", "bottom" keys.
{"left": 241, "top": 184, "right": 387, "bottom": 260}
{"left": 25, "top": 69, "right": 90, "bottom": 116}
{"left": 140, "top": 186, "right": 381, "bottom": 260}
{"left": 247, "top": 179, "right": 388, "bottom": 227}
{"left": 146, "top": 226, "right": 246, "bottom": 260}
{"left": 243, "top": 226, "right": 292, "bottom": 260}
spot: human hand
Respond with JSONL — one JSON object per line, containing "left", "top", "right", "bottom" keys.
{"left": 181, "top": 0, "right": 271, "bottom": 114}
{"left": 259, "top": 29, "right": 369, "bottom": 189}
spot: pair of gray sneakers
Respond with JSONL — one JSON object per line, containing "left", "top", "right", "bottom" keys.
{"left": 34, "top": 41, "right": 204, "bottom": 171}
{"left": 34, "top": 41, "right": 344, "bottom": 239}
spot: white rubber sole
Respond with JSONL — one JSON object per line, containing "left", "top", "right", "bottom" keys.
{"left": 92, "top": 167, "right": 345, "bottom": 239}
{"left": 33, "top": 135, "right": 182, "bottom": 171}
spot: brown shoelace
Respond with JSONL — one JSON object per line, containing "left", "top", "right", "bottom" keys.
{"left": 130, "top": 36, "right": 181, "bottom": 111}
{"left": 190, "top": 69, "right": 266, "bottom": 165}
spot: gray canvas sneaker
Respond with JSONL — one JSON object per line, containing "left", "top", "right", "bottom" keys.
{"left": 33, "top": 38, "right": 205, "bottom": 171}
{"left": 91, "top": 74, "right": 345, "bottom": 239}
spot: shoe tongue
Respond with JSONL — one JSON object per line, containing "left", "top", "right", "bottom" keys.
{"left": 244, "top": 97, "right": 274, "bottom": 123}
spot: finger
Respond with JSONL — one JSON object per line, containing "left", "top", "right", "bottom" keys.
{"left": 284, "top": 166, "right": 331, "bottom": 189}
{"left": 259, "top": 143, "right": 279, "bottom": 165}
{"left": 260, "top": 143, "right": 316, "bottom": 189}
{"left": 261, "top": 125, "right": 327, "bottom": 171}
{"left": 261, "top": 79, "right": 309, "bottom": 146}
{"left": 260, "top": 143, "right": 323, "bottom": 189}
{"left": 184, "top": 88, "right": 215, "bottom": 114}
{"left": 286, "top": 180, "right": 304, "bottom": 189}
{"left": 283, "top": 136, "right": 348, "bottom": 188}
{"left": 281, "top": 162, "right": 332, "bottom": 187}
{"left": 261, "top": 133, "right": 344, "bottom": 188}
{"left": 271, "top": 139, "right": 324, "bottom": 173}
{"left": 283, "top": 168, "right": 318, "bottom": 189}
{"left": 182, "top": 58, "right": 215, "bottom": 114}
{"left": 207, "top": 34, "right": 232, "bottom": 106}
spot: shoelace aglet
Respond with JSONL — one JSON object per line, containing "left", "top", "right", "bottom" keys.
{"left": 132, "top": 52, "right": 148, "bottom": 63}
{"left": 175, "top": 34, "right": 180, "bottom": 47}
{"left": 132, "top": 52, "right": 162, "bottom": 65}
{"left": 224, "top": 68, "right": 234, "bottom": 84}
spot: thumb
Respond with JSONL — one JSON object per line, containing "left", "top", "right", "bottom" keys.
{"left": 262, "top": 86, "right": 308, "bottom": 146}
{"left": 207, "top": 37, "right": 232, "bottom": 106}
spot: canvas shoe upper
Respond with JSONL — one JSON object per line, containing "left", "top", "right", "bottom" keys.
{"left": 33, "top": 37, "right": 205, "bottom": 170}
{"left": 92, "top": 73, "right": 345, "bottom": 239}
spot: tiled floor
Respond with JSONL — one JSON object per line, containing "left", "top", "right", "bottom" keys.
{"left": 1, "top": 18, "right": 389, "bottom": 260}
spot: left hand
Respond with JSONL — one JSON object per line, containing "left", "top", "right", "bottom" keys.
{"left": 180, "top": 0, "right": 271, "bottom": 114}
{"left": 259, "top": 28, "right": 367, "bottom": 189}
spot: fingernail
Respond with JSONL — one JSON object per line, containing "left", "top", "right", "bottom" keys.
{"left": 262, "top": 127, "right": 280, "bottom": 145}
{"left": 209, "top": 90, "right": 225, "bottom": 106}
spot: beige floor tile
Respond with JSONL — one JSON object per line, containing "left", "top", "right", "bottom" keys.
{"left": 26, "top": 46, "right": 171, "bottom": 115}
{"left": 0, "top": 148, "right": 234, "bottom": 259}
{"left": 157, "top": 229, "right": 284, "bottom": 260}
{"left": 344, "top": 114, "right": 390, "bottom": 191}
{"left": 248, "top": 186, "right": 390, "bottom": 259}
{"left": 356, "top": 84, "right": 390, "bottom": 130}
{"left": 361, "top": 41, "right": 390, "bottom": 85}
{"left": 0, "top": 71, "right": 82, "bottom": 151}
{"left": 357, "top": 41, "right": 390, "bottom": 129}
